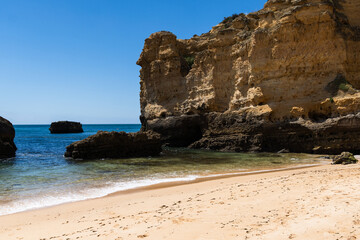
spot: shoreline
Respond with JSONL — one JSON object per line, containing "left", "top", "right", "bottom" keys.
{"left": 108, "top": 163, "right": 324, "bottom": 197}
{"left": 0, "top": 162, "right": 327, "bottom": 217}
{"left": 2, "top": 163, "right": 358, "bottom": 239}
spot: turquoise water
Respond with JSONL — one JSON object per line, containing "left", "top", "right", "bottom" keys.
{"left": 0, "top": 124, "right": 329, "bottom": 216}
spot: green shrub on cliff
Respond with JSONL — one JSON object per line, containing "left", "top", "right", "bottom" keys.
{"left": 325, "top": 74, "right": 356, "bottom": 95}
{"left": 339, "top": 83, "right": 350, "bottom": 91}
{"left": 184, "top": 55, "right": 195, "bottom": 68}
{"left": 221, "top": 13, "right": 240, "bottom": 28}
{"left": 222, "top": 14, "right": 240, "bottom": 24}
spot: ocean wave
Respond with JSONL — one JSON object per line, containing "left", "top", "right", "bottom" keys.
{"left": 0, "top": 163, "right": 323, "bottom": 216}
{"left": 0, "top": 175, "right": 198, "bottom": 216}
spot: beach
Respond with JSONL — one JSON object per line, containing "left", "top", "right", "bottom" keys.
{"left": 2, "top": 0, "right": 360, "bottom": 239}
{"left": 1, "top": 163, "right": 359, "bottom": 240}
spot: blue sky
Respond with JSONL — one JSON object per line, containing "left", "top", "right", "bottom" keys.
{"left": 0, "top": 0, "right": 266, "bottom": 124}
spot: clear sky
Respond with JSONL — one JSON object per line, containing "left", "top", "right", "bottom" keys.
{"left": 0, "top": 0, "right": 266, "bottom": 124}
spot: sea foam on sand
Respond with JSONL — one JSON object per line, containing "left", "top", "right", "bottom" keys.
{"left": 0, "top": 164, "right": 321, "bottom": 216}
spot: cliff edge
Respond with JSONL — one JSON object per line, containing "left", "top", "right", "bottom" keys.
{"left": 137, "top": 0, "right": 360, "bottom": 154}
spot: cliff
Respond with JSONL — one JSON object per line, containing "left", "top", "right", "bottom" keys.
{"left": 137, "top": 0, "right": 360, "bottom": 154}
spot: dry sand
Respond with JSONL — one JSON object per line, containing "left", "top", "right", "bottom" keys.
{"left": 1, "top": 164, "right": 360, "bottom": 240}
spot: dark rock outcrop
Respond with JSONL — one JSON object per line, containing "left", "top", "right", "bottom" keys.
{"left": 141, "top": 112, "right": 360, "bottom": 155}
{"left": 142, "top": 115, "right": 204, "bottom": 147}
{"left": 0, "top": 117, "right": 17, "bottom": 158}
{"left": 49, "top": 121, "right": 83, "bottom": 134}
{"left": 188, "top": 113, "right": 360, "bottom": 155}
{"left": 332, "top": 152, "right": 358, "bottom": 165}
{"left": 64, "top": 131, "right": 162, "bottom": 160}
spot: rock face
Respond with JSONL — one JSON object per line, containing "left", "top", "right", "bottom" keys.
{"left": 332, "top": 152, "right": 358, "bottom": 165}
{"left": 137, "top": 0, "right": 360, "bottom": 154}
{"left": 49, "top": 121, "right": 83, "bottom": 134}
{"left": 0, "top": 117, "right": 17, "bottom": 158}
{"left": 64, "top": 131, "right": 162, "bottom": 160}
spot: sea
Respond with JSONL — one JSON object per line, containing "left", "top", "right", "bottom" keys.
{"left": 0, "top": 124, "right": 329, "bottom": 216}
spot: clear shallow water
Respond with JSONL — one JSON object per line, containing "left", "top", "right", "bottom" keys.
{"left": 0, "top": 124, "right": 329, "bottom": 216}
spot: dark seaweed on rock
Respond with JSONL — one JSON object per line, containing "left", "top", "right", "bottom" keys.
{"left": 332, "top": 152, "right": 358, "bottom": 165}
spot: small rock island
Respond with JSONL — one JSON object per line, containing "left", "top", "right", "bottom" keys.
{"left": 0, "top": 116, "right": 17, "bottom": 158}
{"left": 49, "top": 121, "right": 83, "bottom": 134}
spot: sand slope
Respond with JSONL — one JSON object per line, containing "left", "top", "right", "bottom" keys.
{"left": 1, "top": 164, "right": 360, "bottom": 240}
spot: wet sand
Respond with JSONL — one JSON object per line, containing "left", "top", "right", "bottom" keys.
{"left": 1, "top": 163, "right": 359, "bottom": 240}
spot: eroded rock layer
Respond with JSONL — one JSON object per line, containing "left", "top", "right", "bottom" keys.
{"left": 0, "top": 117, "right": 17, "bottom": 158}
{"left": 137, "top": 0, "right": 360, "bottom": 154}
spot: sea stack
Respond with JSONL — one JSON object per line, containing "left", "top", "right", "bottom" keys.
{"left": 0, "top": 116, "right": 17, "bottom": 158}
{"left": 137, "top": 0, "right": 360, "bottom": 154}
{"left": 64, "top": 131, "right": 162, "bottom": 160}
{"left": 49, "top": 121, "right": 83, "bottom": 134}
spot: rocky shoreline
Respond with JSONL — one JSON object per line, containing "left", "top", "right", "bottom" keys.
{"left": 65, "top": 0, "right": 360, "bottom": 159}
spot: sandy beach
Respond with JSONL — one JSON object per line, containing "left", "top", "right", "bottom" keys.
{"left": 1, "top": 164, "right": 360, "bottom": 240}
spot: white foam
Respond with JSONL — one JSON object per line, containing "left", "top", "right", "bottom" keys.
{"left": 0, "top": 163, "right": 322, "bottom": 216}
{"left": 0, "top": 176, "right": 198, "bottom": 216}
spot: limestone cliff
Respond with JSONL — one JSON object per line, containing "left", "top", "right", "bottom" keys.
{"left": 137, "top": 0, "right": 360, "bottom": 154}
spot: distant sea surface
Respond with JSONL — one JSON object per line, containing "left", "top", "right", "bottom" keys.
{"left": 0, "top": 124, "right": 329, "bottom": 216}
